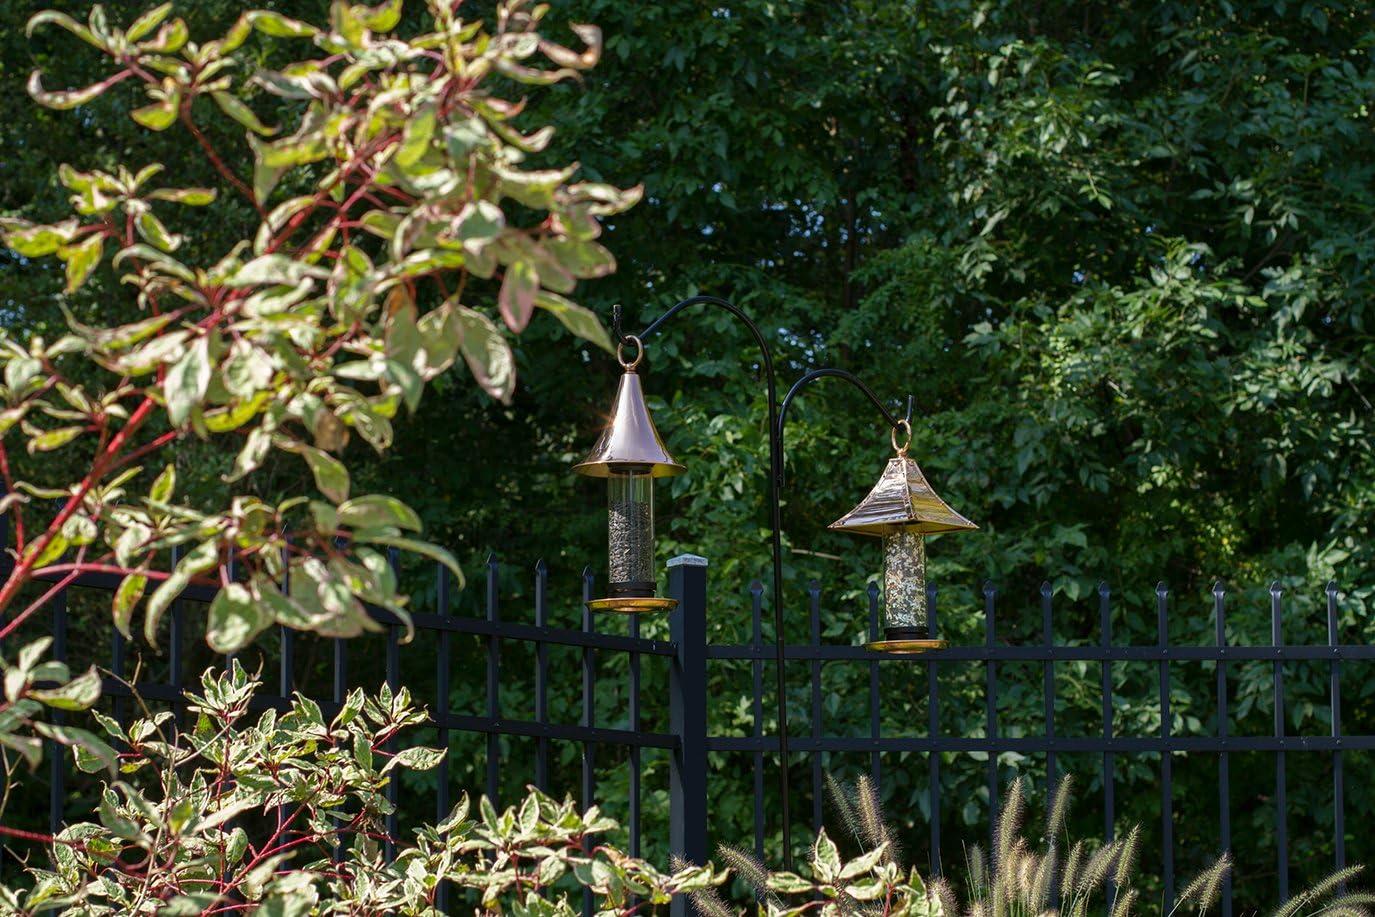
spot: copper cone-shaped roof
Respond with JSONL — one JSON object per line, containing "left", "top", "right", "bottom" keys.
{"left": 829, "top": 455, "right": 977, "bottom": 537}
{"left": 574, "top": 371, "right": 684, "bottom": 478}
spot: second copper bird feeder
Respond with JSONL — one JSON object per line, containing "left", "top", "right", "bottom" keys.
{"left": 830, "top": 422, "right": 978, "bottom": 653}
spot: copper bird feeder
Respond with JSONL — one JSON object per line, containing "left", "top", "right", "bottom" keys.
{"left": 831, "top": 422, "right": 977, "bottom": 653}
{"left": 574, "top": 335, "right": 683, "bottom": 613}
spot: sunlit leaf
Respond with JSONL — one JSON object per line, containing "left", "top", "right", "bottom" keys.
{"left": 212, "top": 92, "right": 277, "bottom": 137}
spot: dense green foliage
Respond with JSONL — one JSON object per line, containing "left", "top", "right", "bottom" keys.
{"left": 1, "top": 1, "right": 1372, "bottom": 913}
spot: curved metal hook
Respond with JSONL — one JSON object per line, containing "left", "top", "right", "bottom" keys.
{"left": 777, "top": 368, "right": 906, "bottom": 489}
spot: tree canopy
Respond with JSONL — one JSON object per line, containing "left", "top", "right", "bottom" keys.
{"left": 1, "top": 0, "right": 1372, "bottom": 910}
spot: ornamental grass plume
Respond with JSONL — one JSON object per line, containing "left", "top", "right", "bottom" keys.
{"left": 700, "top": 771, "right": 1370, "bottom": 917}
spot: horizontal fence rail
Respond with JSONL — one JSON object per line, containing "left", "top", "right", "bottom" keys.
{"left": 700, "top": 577, "right": 1361, "bottom": 917}
{"left": 1, "top": 546, "right": 1366, "bottom": 917}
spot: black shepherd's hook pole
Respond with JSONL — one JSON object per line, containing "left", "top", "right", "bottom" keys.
{"left": 614, "top": 301, "right": 906, "bottom": 869}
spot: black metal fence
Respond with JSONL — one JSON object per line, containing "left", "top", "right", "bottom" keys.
{"left": 7, "top": 553, "right": 1371, "bottom": 915}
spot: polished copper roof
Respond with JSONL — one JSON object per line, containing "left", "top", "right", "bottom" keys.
{"left": 829, "top": 455, "right": 977, "bottom": 537}
{"left": 573, "top": 370, "right": 684, "bottom": 478}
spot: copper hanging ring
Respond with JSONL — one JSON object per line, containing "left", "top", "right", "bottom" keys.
{"left": 891, "top": 418, "right": 912, "bottom": 455}
{"left": 617, "top": 334, "right": 644, "bottom": 370}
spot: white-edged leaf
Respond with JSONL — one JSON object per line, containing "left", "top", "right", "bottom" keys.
{"left": 534, "top": 291, "right": 613, "bottom": 353}
{"left": 206, "top": 583, "right": 270, "bottom": 654}
{"left": 112, "top": 571, "right": 148, "bottom": 639}
{"left": 455, "top": 307, "right": 515, "bottom": 404}
{"left": 163, "top": 336, "right": 212, "bottom": 426}
{"left": 299, "top": 447, "right": 349, "bottom": 503}
{"left": 30, "top": 666, "right": 101, "bottom": 711}
{"left": 212, "top": 92, "right": 277, "bottom": 136}
{"left": 144, "top": 540, "right": 218, "bottom": 648}
{"left": 336, "top": 495, "right": 421, "bottom": 531}
{"left": 497, "top": 261, "right": 539, "bottom": 332}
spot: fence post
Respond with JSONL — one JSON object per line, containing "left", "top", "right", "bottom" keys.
{"left": 669, "top": 553, "right": 708, "bottom": 913}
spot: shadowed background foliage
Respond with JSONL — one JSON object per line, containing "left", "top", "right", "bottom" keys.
{"left": 2, "top": 1, "right": 1373, "bottom": 911}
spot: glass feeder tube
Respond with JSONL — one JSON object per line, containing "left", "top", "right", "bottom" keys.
{"left": 881, "top": 529, "right": 928, "bottom": 637}
{"left": 607, "top": 466, "right": 655, "bottom": 598}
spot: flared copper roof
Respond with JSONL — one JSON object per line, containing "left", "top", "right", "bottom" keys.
{"left": 829, "top": 455, "right": 977, "bottom": 537}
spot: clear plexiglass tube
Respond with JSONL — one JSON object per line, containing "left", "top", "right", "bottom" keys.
{"left": 608, "top": 469, "right": 654, "bottom": 596}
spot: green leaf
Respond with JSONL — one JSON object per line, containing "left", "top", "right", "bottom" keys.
{"left": 24, "top": 533, "right": 69, "bottom": 571}
{"left": 546, "top": 238, "right": 616, "bottom": 279}
{"left": 203, "top": 393, "right": 269, "bottom": 433}
{"left": 140, "top": 18, "right": 188, "bottom": 53}
{"left": 455, "top": 306, "right": 515, "bottom": 403}
{"left": 212, "top": 92, "right": 277, "bottom": 137}
{"left": 838, "top": 844, "right": 890, "bottom": 880}
{"left": 28, "top": 426, "right": 83, "bottom": 453}
{"left": 352, "top": 534, "right": 464, "bottom": 588}
{"left": 112, "top": 572, "right": 148, "bottom": 639}
{"left": 336, "top": 495, "right": 421, "bottom": 531}
{"left": 498, "top": 261, "right": 539, "bottom": 332}
{"left": 147, "top": 187, "right": 217, "bottom": 206}
{"left": 253, "top": 575, "right": 318, "bottom": 631}
{"left": 299, "top": 446, "right": 350, "bottom": 503}
{"left": 246, "top": 11, "right": 318, "bottom": 38}
{"left": 161, "top": 895, "right": 221, "bottom": 917}
{"left": 353, "top": 731, "right": 373, "bottom": 772}
{"left": 206, "top": 583, "right": 270, "bottom": 654}
{"left": 5, "top": 219, "right": 79, "bottom": 257}
{"left": 126, "top": 3, "right": 173, "bottom": 42}
{"left": 381, "top": 745, "right": 445, "bottom": 774}
{"left": 766, "top": 871, "right": 817, "bottom": 895}
{"left": 150, "top": 463, "right": 176, "bottom": 503}
{"left": 163, "top": 336, "right": 212, "bottom": 426}
{"left": 257, "top": 892, "right": 317, "bottom": 917}
{"left": 111, "top": 244, "right": 195, "bottom": 282}
{"left": 30, "top": 666, "right": 101, "bottom": 711}
{"left": 395, "top": 104, "right": 436, "bottom": 168}
{"left": 34, "top": 722, "right": 117, "bottom": 775}
{"left": 144, "top": 540, "right": 218, "bottom": 648}
{"left": 61, "top": 234, "right": 103, "bottom": 293}
{"left": 534, "top": 292, "right": 614, "bottom": 353}
{"left": 131, "top": 97, "right": 179, "bottom": 131}
{"left": 358, "top": 0, "right": 403, "bottom": 31}
{"left": 135, "top": 209, "right": 181, "bottom": 252}
{"left": 451, "top": 200, "right": 505, "bottom": 250}
{"left": 226, "top": 426, "right": 271, "bottom": 481}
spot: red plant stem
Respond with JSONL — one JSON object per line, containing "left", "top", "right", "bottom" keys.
{"left": 264, "top": 134, "right": 398, "bottom": 257}
{"left": 0, "top": 568, "right": 83, "bottom": 642}
{"left": 30, "top": 563, "right": 217, "bottom": 587}
{"left": 234, "top": 801, "right": 308, "bottom": 881}
{"left": 178, "top": 103, "right": 266, "bottom": 219}
{"left": 107, "top": 428, "right": 182, "bottom": 474}
{"left": 0, "top": 439, "right": 23, "bottom": 551}
{"left": 0, "top": 824, "right": 55, "bottom": 844}
{"left": 0, "top": 395, "right": 157, "bottom": 630}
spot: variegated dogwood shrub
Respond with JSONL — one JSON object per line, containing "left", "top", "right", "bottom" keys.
{"left": 0, "top": 0, "right": 638, "bottom": 658}
{"left": 0, "top": 663, "right": 725, "bottom": 914}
